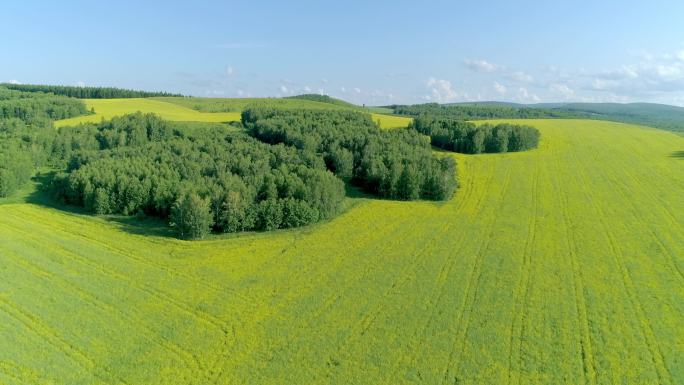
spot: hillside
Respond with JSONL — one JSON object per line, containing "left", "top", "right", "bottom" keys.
{"left": 1, "top": 118, "right": 683, "bottom": 384}
{"left": 285, "top": 94, "right": 358, "bottom": 108}
{"left": 444, "top": 101, "right": 684, "bottom": 133}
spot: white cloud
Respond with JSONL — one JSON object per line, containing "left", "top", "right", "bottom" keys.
{"left": 226, "top": 66, "right": 235, "bottom": 76}
{"left": 516, "top": 87, "right": 540, "bottom": 103}
{"left": 426, "top": 77, "right": 458, "bottom": 103}
{"left": 75, "top": 81, "right": 86, "bottom": 87}
{"left": 320, "top": 78, "right": 328, "bottom": 84}
{"left": 340, "top": 86, "right": 347, "bottom": 93}
{"left": 493, "top": 82, "right": 507, "bottom": 95}
{"left": 551, "top": 83, "right": 574, "bottom": 99}
{"left": 508, "top": 71, "right": 534, "bottom": 83}
{"left": 280, "top": 85, "right": 289, "bottom": 94}
{"left": 464, "top": 59, "right": 499, "bottom": 73}
{"left": 7, "top": 79, "right": 20, "bottom": 84}
{"left": 303, "top": 85, "right": 312, "bottom": 93}
{"left": 353, "top": 87, "right": 361, "bottom": 94}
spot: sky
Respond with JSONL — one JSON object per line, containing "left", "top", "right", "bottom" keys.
{"left": 3, "top": 0, "right": 684, "bottom": 106}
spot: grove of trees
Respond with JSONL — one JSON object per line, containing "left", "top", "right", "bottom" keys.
{"left": 411, "top": 116, "right": 540, "bottom": 153}
{"left": 50, "top": 113, "right": 347, "bottom": 238}
{"left": 243, "top": 108, "right": 457, "bottom": 200}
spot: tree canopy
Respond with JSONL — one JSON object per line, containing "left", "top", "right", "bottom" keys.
{"left": 411, "top": 116, "right": 540, "bottom": 154}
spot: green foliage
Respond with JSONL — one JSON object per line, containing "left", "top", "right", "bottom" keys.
{"left": 51, "top": 113, "right": 345, "bottom": 236}
{"left": 1, "top": 83, "right": 181, "bottom": 98}
{"left": 243, "top": 108, "right": 457, "bottom": 200}
{"left": 0, "top": 87, "right": 87, "bottom": 196}
{"left": 411, "top": 116, "right": 540, "bottom": 153}
{"left": 170, "top": 192, "right": 214, "bottom": 239}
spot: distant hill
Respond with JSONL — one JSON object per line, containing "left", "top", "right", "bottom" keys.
{"left": 390, "top": 101, "right": 684, "bottom": 133}
{"left": 285, "top": 94, "right": 358, "bottom": 108}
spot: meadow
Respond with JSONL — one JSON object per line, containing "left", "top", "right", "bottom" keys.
{"left": 1, "top": 118, "right": 682, "bottom": 384}
{"left": 54, "top": 97, "right": 412, "bottom": 129}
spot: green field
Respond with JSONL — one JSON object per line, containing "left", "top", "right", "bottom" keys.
{"left": 1, "top": 119, "right": 683, "bottom": 384}
{"left": 54, "top": 97, "right": 412, "bottom": 129}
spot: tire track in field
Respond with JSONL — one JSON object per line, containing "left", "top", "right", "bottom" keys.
{"left": 0, "top": 245, "right": 204, "bottom": 380}
{"left": 299, "top": 155, "right": 476, "bottom": 383}
{"left": 593, "top": 146, "right": 684, "bottom": 280}
{"left": 551, "top": 149, "right": 596, "bottom": 385}
{"left": 441, "top": 158, "right": 514, "bottom": 384}
{"left": 0, "top": 297, "right": 131, "bottom": 385}
{"left": 0, "top": 216, "right": 235, "bottom": 342}
{"left": 506, "top": 157, "right": 541, "bottom": 385}
{"left": 330, "top": 203, "right": 459, "bottom": 366}
{"left": 567, "top": 145, "right": 674, "bottom": 385}
{"left": 338, "top": 156, "right": 481, "bottom": 349}
{"left": 8, "top": 206, "right": 257, "bottom": 307}
{"left": 2, "top": 220, "right": 235, "bottom": 385}
{"left": 206, "top": 204, "right": 421, "bottom": 383}
{"left": 391, "top": 156, "right": 494, "bottom": 381}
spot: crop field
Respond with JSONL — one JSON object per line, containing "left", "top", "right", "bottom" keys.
{"left": 53, "top": 99, "right": 242, "bottom": 127}
{"left": 1, "top": 119, "right": 683, "bottom": 384}
{"left": 54, "top": 98, "right": 412, "bottom": 129}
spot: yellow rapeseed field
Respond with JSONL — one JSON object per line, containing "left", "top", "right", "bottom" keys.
{"left": 1, "top": 119, "right": 683, "bottom": 384}
{"left": 54, "top": 98, "right": 412, "bottom": 129}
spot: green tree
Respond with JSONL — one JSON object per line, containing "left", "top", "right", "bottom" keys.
{"left": 170, "top": 192, "right": 214, "bottom": 239}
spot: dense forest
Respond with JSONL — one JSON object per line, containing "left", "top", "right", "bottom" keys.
{"left": 0, "top": 87, "right": 87, "bottom": 196}
{"left": 243, "top": 108, "right": 457, "bottom": 200}
{"left": 50, "top": 113, "right": 345, "bottom": 239}
{"left": 391, "top": 103, "right": 583, "bottom": 120}
{"left": 411, "top": 116, "right": 540, "bottom": 153}
{"left": 0, "top": 83, "right": 181, "bottom": 99}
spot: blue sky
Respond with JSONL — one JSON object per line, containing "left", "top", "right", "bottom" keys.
{"left": 4, "top": 0, "right": 684, "bottom": 105}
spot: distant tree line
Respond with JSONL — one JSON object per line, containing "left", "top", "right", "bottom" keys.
{"left": 284, "top": 94, "right": 357, "bottom": 108}
{"left": 391, "top": 103, "right": 583, "bottom": 120}
{"left": 0, "top": 83, "right": 181, "bottom": 99}
{"left": 243, "top": 108, "right": 457, "bottom": 200}
{"left": 411, "top": 116, "right": 540, "bottom": 154}
{"left": 0, "top": 87, "right": 87, "bottom": 196}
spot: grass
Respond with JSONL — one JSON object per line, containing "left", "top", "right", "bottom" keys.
{"left": 54, "top": 97, "right": 412, "bottom": 129}
{"left": 1, "top": 119, "right": 683, "bottom": 384}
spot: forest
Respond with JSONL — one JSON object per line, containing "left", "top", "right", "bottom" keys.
{"left": 410, "top": 116, "right": 540, "bottom": 153}
{"left": 0, "top": 83, "right": 181, "bottom": 99}
{"left": 392, "top": 103, "right": 583, "bottom": 120}
{"left": 0, "top": 87, "right": 87, "bottom": 196}
{"left": 50, "top": 113, "right": 346, "bottom": 238}
{"left": 243, "top": 108, "right": 457, "bottom": 200}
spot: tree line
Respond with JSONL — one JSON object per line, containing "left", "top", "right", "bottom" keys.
{"left": 410, "top": 116, "right": 540, "bottom": 154}
{"left": 391, "top": 103, "right": 583, "bottom": 120}
{"left": 243, "top": 108, "right": 457, "bottom": 201}
{"left": 0, "top": 83, "right": 181, "bottom": 99}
